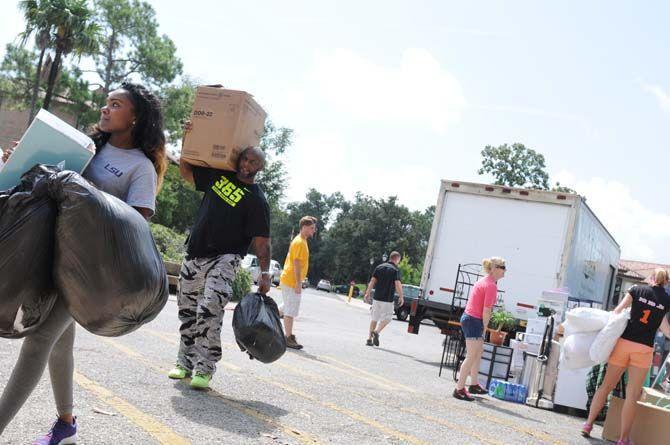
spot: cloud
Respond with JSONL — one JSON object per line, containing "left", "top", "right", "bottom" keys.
{"left": 308, "top": 48, "right": 466, "bottom": 133}
{"left": 555, "top": 170, "right": 670, "bottom": 262}
{"left": 639, "top": 81, "right": 670, "bottom": 111}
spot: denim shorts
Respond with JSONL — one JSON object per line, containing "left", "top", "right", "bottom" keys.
{"left": 460, "top": 313, "right": 484, "bottom": 340}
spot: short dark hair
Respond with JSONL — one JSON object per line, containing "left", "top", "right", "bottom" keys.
{"left": 299, "top": 216, "right": 317, "bottom": 228}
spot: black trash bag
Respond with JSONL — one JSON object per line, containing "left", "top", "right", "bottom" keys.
{"left": 0, "top": 164, "right": 60, "bottom": 338}
{"left": 233, "top": 292, "right": 286, "bottom": 363}
{"left": 47, "top": 170, "right": 168, "bottom": 336}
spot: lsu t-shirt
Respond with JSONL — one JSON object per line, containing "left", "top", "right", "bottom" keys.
{"left": 620, "top": 284, "right": 670, "bottom": 347}
{"left": 280, "top": 235, "right": 309, "bottom": 288}
{"left": 83, "top": 143, "right": 157, "bottom": 214}
{"left": 186, "top": 167, "right": 270, "bottom": 258}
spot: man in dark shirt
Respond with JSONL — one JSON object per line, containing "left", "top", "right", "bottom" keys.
{"left": 364, "top": 251, "right": 403, "bottom": 347}
{"left": 169, "top": 146, "right": 271, "bottom": 389}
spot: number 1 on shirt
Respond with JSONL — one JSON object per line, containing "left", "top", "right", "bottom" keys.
{"left": 639, "top": 309, "right": 651, "bottom": 324}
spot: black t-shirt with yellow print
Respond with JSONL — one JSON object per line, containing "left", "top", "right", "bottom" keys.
{"left": 186, "top": 167, "right": 270, "bottom": 259}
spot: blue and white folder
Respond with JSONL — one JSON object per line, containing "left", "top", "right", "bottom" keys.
{"left": 0, "top": 109, "right": 95, "bottom": 191}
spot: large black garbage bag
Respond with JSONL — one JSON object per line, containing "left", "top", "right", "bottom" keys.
{"left": 233, "top": 292, "right": 286, "bottom": 363}
{"left": 0, "top": 165, "right": 59, "bottom": 338}
{"left": 47, "top": 171, "right": 168, "bottom": 336}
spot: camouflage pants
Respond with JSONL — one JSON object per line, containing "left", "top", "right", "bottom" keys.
{"left": 176, "top": 254, "right": 240, "bottom": 375}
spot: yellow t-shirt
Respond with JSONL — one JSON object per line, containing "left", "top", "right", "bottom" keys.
{"left": 280, "top": 235, "right": 309, "bottom": 288}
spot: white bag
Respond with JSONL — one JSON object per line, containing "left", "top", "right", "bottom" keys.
{"left": 563, "top": 308, "right": 611, "bottom": 335}
{"left": 589, "top": 310, "right": 630, "bottom": 364}
{"left": 561, "top": 332, "right": 598, "bottom": 369}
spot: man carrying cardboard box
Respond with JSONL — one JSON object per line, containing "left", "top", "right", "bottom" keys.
{"left": 169, "top": 125, "right": 272, "bottom": 389}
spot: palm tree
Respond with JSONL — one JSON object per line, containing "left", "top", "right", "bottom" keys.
{"left": 18, "top": 0, "right": 52, "bottom": 124}
{"left": 39, "top": 0, "right": 101, "bottom": 111}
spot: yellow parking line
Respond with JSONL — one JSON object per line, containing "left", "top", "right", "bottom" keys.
{"left": 137, "top": 328, "right": 566, "bottom": 444}
{"left": 73, "top": 370, "right": 190, "bottom": 445}
{"left": 128, "top": 332, "right": 428, "bottom": 444}
{"left": 143, "top": 328, "right": 400, "bottom": 392}
{"left": 250, "top": 376, "right": 428, "bottom": 445}
{"left": 99, "top": 338, "right": 319, "bottom": 444}
{"left": 142, "top": 328, "right": 180, "bottom": 345}
{"left": 320, "top": 355, "right": 417, "bottom": 393}
{"left": 317, "top": 358, "right": 565, "bottom": 445}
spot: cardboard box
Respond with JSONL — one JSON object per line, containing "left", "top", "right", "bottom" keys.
{"left": 181, "top": 85, "right": 267, "bottom": 171}
{"left": 602, "top": 395, "right": 670, "bottom": 443}
{"left": 0, "top": 109, "right": 94, "bottom": 190}
{"left": 640, "top": 386, "right": 670, "bottom": 407}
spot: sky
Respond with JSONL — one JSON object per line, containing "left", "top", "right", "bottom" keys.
{"left": 1, "top": 1, "right": 669, "bottom": 264}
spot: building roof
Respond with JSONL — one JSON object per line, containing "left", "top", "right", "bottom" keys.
{"left": 618, "top": 259, "right": 670, "bottom": 282}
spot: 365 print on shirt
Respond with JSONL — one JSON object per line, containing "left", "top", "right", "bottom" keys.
{"left": 212, "top": 175, "right": 246, "bottom": 207}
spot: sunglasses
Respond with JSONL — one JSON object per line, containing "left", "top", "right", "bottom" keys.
{"left": 497, "top": 265, "right": 507, "bottom": 270}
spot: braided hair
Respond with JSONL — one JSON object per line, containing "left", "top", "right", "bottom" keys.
{"left": 90, "top": 82, "right": 167, "bottom": 191}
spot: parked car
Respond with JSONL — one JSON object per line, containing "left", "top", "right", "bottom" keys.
{"left": 269, "top": 260, "right": 282, "bottom": 286}
{"left": 333, "top": 284, "right": 360, "bottom": 297}
{"left": 241, "top": 254, "right": 282, "bottom": 286}
{"left": 394, "top": 284, "right": 421, "bottom": 321}
{"left": 302, "top": 278, "right": 309, "bottom": 289}
{"left": 316, "top": 279, "right": 332, "bottom": 292}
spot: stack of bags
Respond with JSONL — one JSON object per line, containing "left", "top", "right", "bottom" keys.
{"left": 0, "top": 165, "right": 168, "bottom": 338}
{"left": 560, "top": 307, "right": 630, "bottom": 369}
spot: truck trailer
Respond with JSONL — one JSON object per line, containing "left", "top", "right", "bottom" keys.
{"left": 408, "top": 179, "right": 621, "bottom": 333}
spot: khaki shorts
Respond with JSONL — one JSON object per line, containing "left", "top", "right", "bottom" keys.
{"left": 370, "top": 300, "right": 394, "bottom": 322}
{"left": 280, "top": 286, "right": 302, "bottom": 318}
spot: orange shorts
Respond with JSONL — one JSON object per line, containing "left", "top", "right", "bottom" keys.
{"left": 608, "top": 338, "right": 653, "bottom": 369}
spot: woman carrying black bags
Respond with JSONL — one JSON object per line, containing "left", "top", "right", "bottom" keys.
{"left": 0, "top": 82, "right": 166, "bottom": 445}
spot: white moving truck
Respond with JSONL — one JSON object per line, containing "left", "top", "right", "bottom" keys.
{"left": 408, "top": 179, "right": 621, "bottom": 334}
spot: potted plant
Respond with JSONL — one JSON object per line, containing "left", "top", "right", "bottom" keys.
{"left": 488, "top": 310, "right": 515, "bottom": 346}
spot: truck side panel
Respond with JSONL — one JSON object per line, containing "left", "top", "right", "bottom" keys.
{"left": 564, "top": 200, "right": 621, "bottom": 305}
{"left": 423, "top": 191, "right": 572, "bottom": 320}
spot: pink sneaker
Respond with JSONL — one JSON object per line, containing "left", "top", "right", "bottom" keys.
{"left": 580, "top": 422, "right": 593, "bottom": 438}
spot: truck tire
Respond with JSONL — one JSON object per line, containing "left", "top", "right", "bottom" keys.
{"left": 396, "top": 306, "right": 410, "bottom": 321}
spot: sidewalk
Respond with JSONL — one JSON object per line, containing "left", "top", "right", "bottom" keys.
{"left": 333, "top": 292, "right": 371, "bottom": 311}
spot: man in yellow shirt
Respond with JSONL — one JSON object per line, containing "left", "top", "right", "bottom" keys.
{"left": 279, "top": 216, "right": 317, "bottom": 349}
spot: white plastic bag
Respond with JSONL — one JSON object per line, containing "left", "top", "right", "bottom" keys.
{"left": 560, "top": 332, "right": 598, "bottom": 369}
{"left": 563, "top": 308, "right": 611, "bottom": 335}
{"left": 589, "top": 310, "right": 630, "bottom": 364}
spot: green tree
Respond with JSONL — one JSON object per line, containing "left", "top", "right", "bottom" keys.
{"left": 0, "top": 44, "right": 36, "bottom": 106}
{"left": 322, "top": 194, "right": 433, "bottom": 283}
{"left": 33, "top": 0, "right": 101, "bottom": 111}
{"left": 271, "top": 189, "right": 345, "bottom": 283}
{"left": 0, "top": 44, "right": 97, "bottom": 130}
{"left": 397, "top": 256, "right": 422, "bottom": 286}
{"left": 478, "top": 143, "right": 550, "bottom": 190}
{"left": 149, "top": 222, "right": 186, "bottom": 262}
{"left": 159, "top": 76, "right": 196, "bottom": 145}
{"left": 153, "top": 163, "right": 201, "bottom": 233}
{"left": 551, "top": 182, "right": 578, "bottom": 194}
{"left": 93, "top": 0, "right": 182, "bottom": 93}
{"left": 257, "top": 121, "right": 294, "bottom": 208}
{"left": 18, "top": 0, "right": 53, "bottom": 122}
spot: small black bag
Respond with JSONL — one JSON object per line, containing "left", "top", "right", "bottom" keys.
{"left": 233, "top": 292, "right": 286, "bottom": 363}
{"left": 48, "top": 170, "right": 168, "bottom": 336}
{"left": 0, "top": 165, "right": 59, "bottom": 338}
